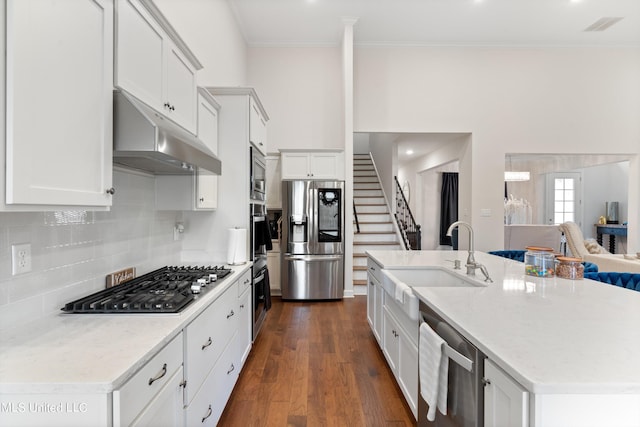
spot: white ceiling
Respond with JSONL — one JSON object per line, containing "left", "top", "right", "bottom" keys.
{"left": 228, "top": 0, "right": 640, "bottom": 47}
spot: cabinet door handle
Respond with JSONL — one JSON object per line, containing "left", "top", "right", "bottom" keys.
{"left": 482, "top": 378, "right": 491, "bottom": 387}
{"left": 201, "top": 337, "right": 212, "bottom": 350}
{"left": 164, "top": 102, "right": 170, "bottom": 108}
{"left": 227, "top": 310, "right": 235, "bottom": 319}
{"left": 148, "top": 363, "right": 167, "bottom": 386}
{"left": 244, "top": 279, "right": 250, "bottom": 285}
{"left": 170, "top": 105, "right": 175, "bottom": 111}
{"left": 240, "top": 304, "right": 245, "bottom": 309}
{"left": 106, "top": 187, "right": 115, "bottom": 195}
{"left": 199, "top": 197, "right": 205, "bottom": 202}
{"left": 227, "top": 363, "right": 235, "bottom": 375}
{"left": 201, "top": 404, "right": 212, "bottom": 423}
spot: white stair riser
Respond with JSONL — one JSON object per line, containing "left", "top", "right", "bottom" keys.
{"left": 354, "top": 190, "right": 383, "bottom": 198}
{"left": 353, "top": 257, "right": 368, "bottom": 267}
{"left": 356, "top": 213, "right": 391, "bottom": 222}
{"left": 356, "top": 205, "right": 388, "bottom": 214}
{"left": 353, "top": 270, "right": 368, "bottom": 281}
{"left": 354, "top": 170, "right": 377, "bottom": 177}
{"left": 354, "top": 196, "right": 385, "bottom": 205}
{"left": 355, "top": 222, "right": 394, "bottom": 232}
{"left": 354, "top": 243, "right": 403, "bottom": 251}
{"left": 354, "top": 176, "right": 378, "bottom": 183}
{"left": 354, "top": 183, "right": 381, "bottom": 190}
{"left": 354, "top": 233, "right": 398, "bottom": 243}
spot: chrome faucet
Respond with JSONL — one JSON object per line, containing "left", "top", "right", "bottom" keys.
{"left": 446, "top": 221, "right": 493, "bottom": 283}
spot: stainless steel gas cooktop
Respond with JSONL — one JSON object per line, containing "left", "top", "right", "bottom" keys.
{"left": 61, "top": 266, "right": 232, "bottom": 314}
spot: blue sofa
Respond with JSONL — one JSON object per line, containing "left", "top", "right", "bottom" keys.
{"left": 584, "top": 272, "right": 640, "bottom": 292}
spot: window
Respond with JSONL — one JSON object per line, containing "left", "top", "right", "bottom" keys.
{"left": 546, "top": 172, "right": 582, "bottom": 226}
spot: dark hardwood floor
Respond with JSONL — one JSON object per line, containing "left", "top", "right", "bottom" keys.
{"left": 218, "top": 296, "right": 416, "bottom": 426}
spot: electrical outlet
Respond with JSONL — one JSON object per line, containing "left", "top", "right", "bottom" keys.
{"left": 11, "top": 243, "right": 32, "bottom": 275}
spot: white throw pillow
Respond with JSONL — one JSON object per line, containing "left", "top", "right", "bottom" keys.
{"left": 584, "top": 238, "right": 610, "bottom": 254}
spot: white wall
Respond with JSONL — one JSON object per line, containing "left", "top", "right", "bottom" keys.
{"left": 398, "top": 137, "right": 467, "bottom": 250}
{"left": 354, "top": 46, "right": 640, "bottom": 251}
{"left": 0, "top": 170, "right": 183, "bottom": 330}
{"left": 369, "top": 134, "right": 397, "bottom": 206}
{"left": 247, "top": 47, "right": 343, "bottom": 153}
{"left": 417, "top": 163, "right": 460, "bottom": 250}
{"left": 154, "top": 0, "right": 247, "bottom": 86}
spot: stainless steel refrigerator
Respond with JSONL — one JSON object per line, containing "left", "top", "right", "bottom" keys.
{"left": 281, "top": 180, "right": 345, "bottom": 300}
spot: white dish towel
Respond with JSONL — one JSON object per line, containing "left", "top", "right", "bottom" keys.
{"left": 419, "top": 322, "right": 449, "bottom": 421}
{"left": 394, "top": 280, "right": 410, "bottom": 303}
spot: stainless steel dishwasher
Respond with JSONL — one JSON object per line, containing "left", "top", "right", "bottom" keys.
{"left": 418, "top": 301, "right": 486, "bottom": 427}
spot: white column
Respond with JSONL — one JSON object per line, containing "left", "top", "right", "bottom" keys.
{"left": 342, "top": 18, "right": 357, "bottom": 297}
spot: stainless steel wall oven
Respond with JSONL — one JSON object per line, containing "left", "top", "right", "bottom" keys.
{"left": 251, "top": 203, "right": 270, "bottom": 338}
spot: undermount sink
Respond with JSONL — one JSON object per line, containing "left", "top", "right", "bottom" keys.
{"left": 380, "top": 268, "right": 484, "bottom": 322}
{"left": 383, "top": 268, "right": 484, "bottom": 289}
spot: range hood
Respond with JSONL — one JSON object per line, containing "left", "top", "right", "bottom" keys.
{"left": 113, "top": 90, "right": 221, "bottom": 175}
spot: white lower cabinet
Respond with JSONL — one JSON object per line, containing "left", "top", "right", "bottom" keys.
{"left": 113, "top": 334, "right": 184, "bottom": 427}
{"left": 267, "top": 250, "right": 281, "bottom": 296}
{"left": 183, "top": 280, "right": 237, "bottom": 404}
{"left": 484, "top": 359, "right": 529, "bottom": 427}
{"left": 183, "top": 270, "right": 252, "bottom": 426}
{"left": 382, "top": 308, "right": 400, "bottom": 372}
{"left": 186, "top": 332, "right": 239, "bottom": 426}
{"left": 237, "top": 270, "right": 253, "bottom": 366}
{"left": 129, "top": 367, "right": 185, "bottom": 427}
{"left": 382, "top": 306, "right": 418, "bottom": 419}
{"left": 366, "top": 259, "right": 384, "bottom": 344}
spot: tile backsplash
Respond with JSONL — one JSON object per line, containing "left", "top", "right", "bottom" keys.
{"left": 0, "top": 169, "right": 183, "bottom": 330}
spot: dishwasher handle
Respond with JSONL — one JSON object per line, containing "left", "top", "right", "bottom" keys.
{"left": 421, "top": 313, "right": 474, "bottom": 373}
{"left": 443, "top": 343, "right": 474, "bottom": 373}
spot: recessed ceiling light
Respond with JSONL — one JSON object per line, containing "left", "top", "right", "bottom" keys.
{"left": 406, "top": 149, "right": 414, "bottom": 155}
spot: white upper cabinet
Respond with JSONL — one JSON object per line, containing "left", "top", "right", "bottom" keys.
{"left": 265, "top": 155, "right": 282, "bottom": 209}
{"left": 280, "top": 150, "right": 345, "bottom": 180}
{"left": 249, "top": 97, "right": 267, "bottom": 155}
{"left": 3, "top": 0, "right": 114, "bottom": 208}
{"left": 195, "top": 89, "right": 220, "bottom": 210}
{"left": 115, "top": 0, "right": 201, "bottom": 133}
{"left": 155, "top": 89, "right": 220, "bottom": 211}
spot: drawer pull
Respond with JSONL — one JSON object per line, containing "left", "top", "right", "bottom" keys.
{"left": 148, "top": 363, "right": 167, "bottom": 386}
{"left": 244, "top": 279, "right": 250, "bottom": 284}
{"left": 227, "top": 310, "right": 235, "bottom": 319}
{"left": 240, "top": 304, "right": 245, "bottom": 309}
{"left": 202, "top": 337, "right": 212, "bottom": 350}
{"left": 227, "top": 363, "right": 235, "bottom": 375}
{"left": 202, "top": 404, "right": 212, "bottom": 423}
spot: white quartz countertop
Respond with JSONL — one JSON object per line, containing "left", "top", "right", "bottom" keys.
{"left": 367, "top": 250, "right": 640, "bottom": 394}
{"left": 0, "top": 263, "right": 252, "bottom": 395}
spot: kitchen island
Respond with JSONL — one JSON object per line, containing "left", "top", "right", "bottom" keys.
{"left": 367, "top": 250, "right": 640, "bottom": 427}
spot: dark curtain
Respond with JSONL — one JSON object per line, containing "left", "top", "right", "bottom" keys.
{"left": 439, "top": 172, "right": 459, "bottom": 246}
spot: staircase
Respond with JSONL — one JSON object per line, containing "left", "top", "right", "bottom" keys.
{"left": 353, "top": 154, "right": 402, "bottom": 294}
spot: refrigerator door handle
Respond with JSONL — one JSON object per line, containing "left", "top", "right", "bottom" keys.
{"left": 284, "top": 254, "right": 343, "bottom": 262}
